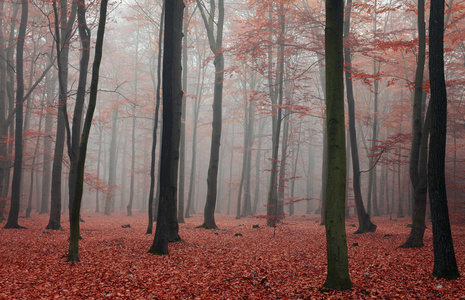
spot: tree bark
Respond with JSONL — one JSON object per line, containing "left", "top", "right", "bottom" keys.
{"left": 4, "top": 0, "right": 28, "bottom": 229}
{"left": 148, "top": 0, "right": 184, "bottom": 255}
{"left": 400, "top": 0, "right": 427, "bottom": 248}
{"left": 343, "top": 0, "right": 376, "bottom": 234}
{"left": 323, "top": 0, "right": 352, "bottom": 289}
{"left": 47, "top": 0, "right": 77, "bottom": 230}
{"left": 67, "top": 0, "right": 108, "bottom": 262}
{"left": 147, "top": 2, "right": 164, "bottom": 234}
{"left": 427, "top": 0, "right": 459, "bottom": 279}
{"left": 196, "top": 0, "right": 225, "bottom": 229}
{"left": 266, "top": 4, "right": 285, "bottom": 227}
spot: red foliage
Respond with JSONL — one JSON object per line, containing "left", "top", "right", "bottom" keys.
{"left": 1, "top": 213, "right": 464, "bottom": 298}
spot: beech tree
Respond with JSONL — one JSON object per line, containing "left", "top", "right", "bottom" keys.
{"left": 148, "top": 0, "right": 184, "bottom": 255}
{"left": 4, "top": 0, "right": 28, "bottom": 229}
{"left": 400, "top": 0, "right": 428, "bottom": 248}
{"left": 194, "top": 0, "right": 225, "bottom": 229}
{"left": 343, "top": 0, "right": 376, "bottom": 234}
{"left": 47, "top": 0, "right": 77, "bottom": 230}
{"left": 427, "top": 0, "right": 460, "bottom": 279}
{"left": 323, "top": 0, "right": 352, "bottom": 290}
{"left": 68, "top": 0, "right": 109, "bottom": 262}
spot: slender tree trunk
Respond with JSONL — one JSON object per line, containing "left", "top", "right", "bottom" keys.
{"left": 105, "top": 110, "right": 118, "bottom": 215}
{"left": 47, "top": 0, "right": 77, "bottom": 230}
{"left": 0, "top": 1, "right": 7, "bottom": 221}
{"left": 317, "top": 54, "right": 327, "bottom": 223}
{"left": 178, "top": 6, "right": 189, "bottom": 224}
{"left": 400, "top": 0, "right": 427, "bottom": 248}
{"left": 26, "top": 109, "right": 43, "bottom": 218}
{"left": 2, "top": 3, "right": 20, "bottom": 209}
{"left": 306, "top": 128, "right": 314, "bottom": 214}
{"left": 278, "top": 110, "right": 290, "bottom": 217}
{"left": 120, "top": 134, "right": 128, "bottom": 210}
{"left": 95, "top": 126, "right": 102, "bottom": 212}
{"left": 252, "top": 117, "right": 265, "bottom": 215}
{"left": 343, "top": 0, "right": 376, "bottom": 233}
{"left": 147, "top": 1, "right": 164, "bottom": 234}
{"left": 226, "top": 123, "right": 235, "bottom": 215}
{"left": 40, "top": 75, "right": 55, "bottom": 214}
{"left": 5, "top": 0, "right": 28, "bottom": 229}
{"left": 185, "top": 51, "right": 204, "bottom": 218}
{"left": 196, "top": 0, "right": 225, "bottom": 229}
{"left": 267, "top": 4, "right": 285, "bottom": 227}
{"left": 67, "top": 0, "right": 108, "bottom": 261}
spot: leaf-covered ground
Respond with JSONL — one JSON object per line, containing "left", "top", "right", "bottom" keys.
{"left": 1, "top": 211, "right": 464, "bottom": 299}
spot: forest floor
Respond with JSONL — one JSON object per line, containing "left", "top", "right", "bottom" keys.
{"left": 1, "top": 211, "right": 465, "bottom": 299}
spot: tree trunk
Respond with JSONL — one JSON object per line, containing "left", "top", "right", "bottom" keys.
{"left": 427, "top": 0, "right": 459, "bottom": 279}
{"left": 178, "top": 6, "right": 189, "bottom": 224}
{"left": 196, "top": 0, "right": 225, "bottom": 229}
{"left": 323, "top": 0, "right": 352, "bottom": 289}
{"left": 47, "top": 0, "right": 77, "bottom": 230}
{"left": 252, "top": 117, "right": 265, "bottom": 215}
{"left": 67, "top": 0, "right": 108, "bottom": 262}
{"left": 185, "top": 49, "right": 204, "bottom": 218}
{"left": 147, "top": 1, "right": 164, "bottom": 234}
{"left": 149, "top": 0, "right": 184, "bottom": 255}
{"left": 40, "top": 74, "right": 55, "bottom": 214}
{"left": 400, "top": 0, "right": 427, "bottom": 248}
{"left": 266, "top": 4, "right": 284, "bottom": 227}
{"left": 4, "top": 0, "right": 28, "bottom": 229}
{"left": 343, "top": 0, "right": 376, "bottom": 234}
{"left": 95, "top": 126, "right": 102, "bottom": 212}
{"left": 105, "top": 110, "right": 118, "bottom": 215}
{"left": 120, "top": 134, "right": 128, "bottom": 210}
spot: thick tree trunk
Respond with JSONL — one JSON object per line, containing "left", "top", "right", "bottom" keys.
{"left": 149, "top": 0, "right": 184, "bottom": 255}
{"left": 323, "top": 0, "right": 352, "bottom": 289}
{"left": 427, "top": 0, "right": 459, "bottom": 279}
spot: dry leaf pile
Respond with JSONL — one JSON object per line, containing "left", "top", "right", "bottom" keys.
{"left": 1, "top": 212, "right": 464, "bottom": 299}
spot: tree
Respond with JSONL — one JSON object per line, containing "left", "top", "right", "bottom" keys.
{"left": 343, "top": 0, "right": 376, "bottom": 234}
{"left": 147, "top": 2, "right": 164, "bottom": 234}
{"left": 67, "top": 0, "right": 109, "bottom": 262}
{"left": 47, "top": 0, "right": 77, "bottom": 230}
{"left": 148, "top": 0, "right": 184, "bottom": 255}
{"left": 400, "top": 0, "right": 428, "bottom": 248}
{"left": 427, "top": 0, "right": 460, "bottom": 279}
{"left": 266, "top": 3, "right": 285, "bottom": 227}
{"left": 4, "top": 0, "right": 28, "bottom": 229}
{"left": 195, "top": 0, "right": 224, "bottom": 229}
{"left": 323, "top": 0, "right": 352, "bottom": 290}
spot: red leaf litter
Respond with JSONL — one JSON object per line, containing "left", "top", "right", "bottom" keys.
{"left": 1, "top": 212, "right": 464, "bottom": 299}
